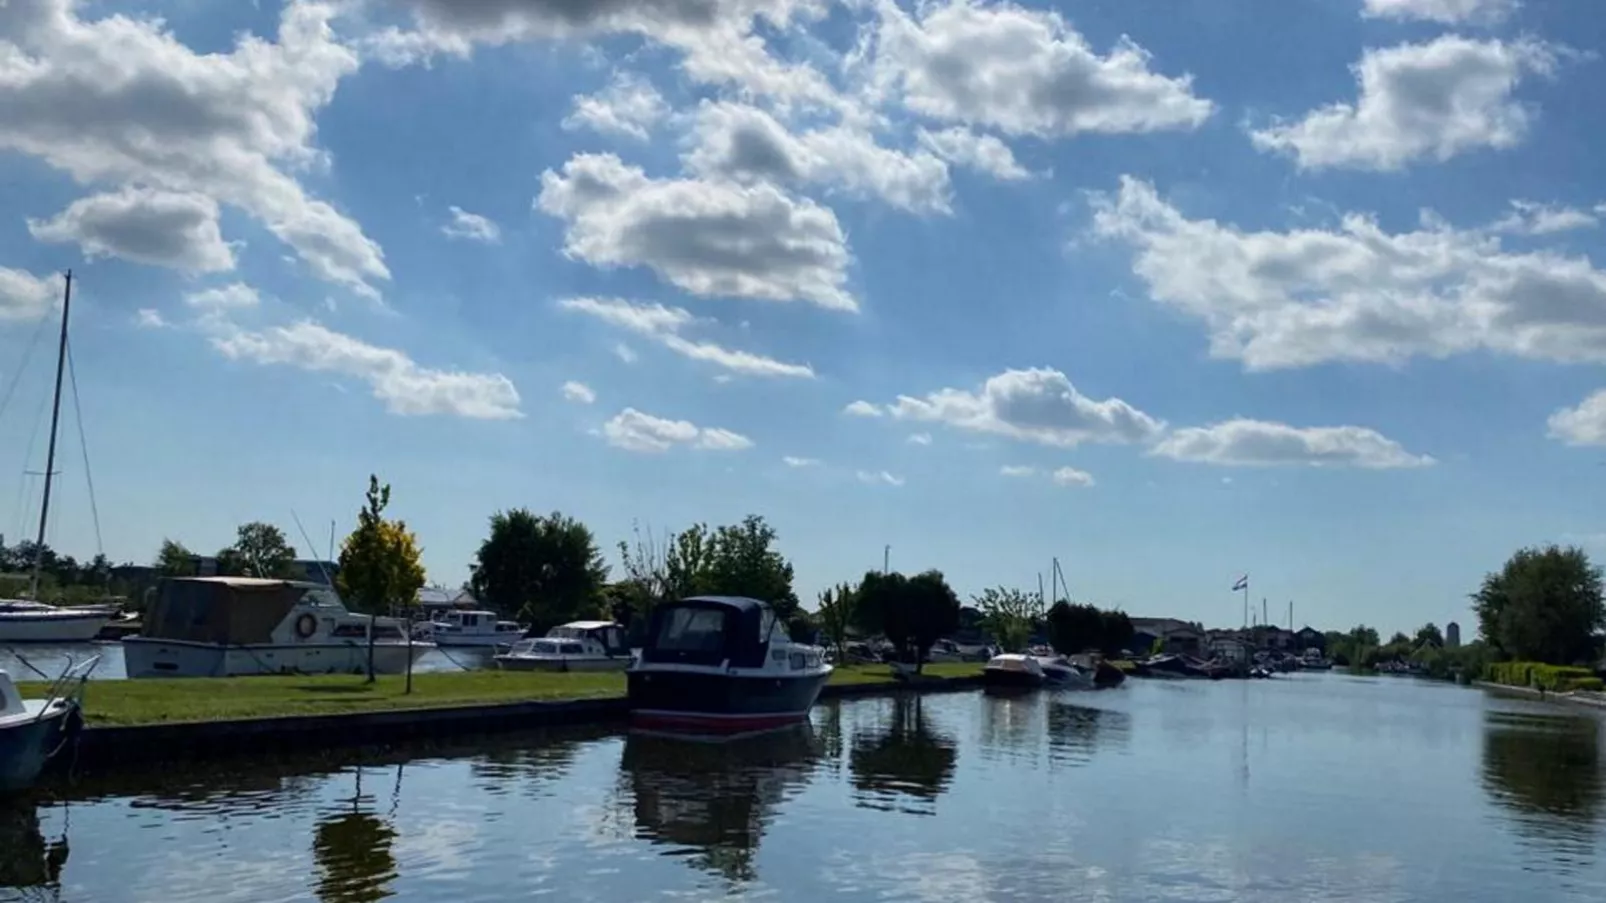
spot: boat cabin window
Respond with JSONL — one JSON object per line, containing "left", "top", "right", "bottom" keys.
{"left": 654, "top": 607, "right": 728, "bottom": 654}
{"left": 759, "top": 607, "right": 776, "bottom": 642}
{"left": 560, "top": 643, "right": 584, "bottom": 655}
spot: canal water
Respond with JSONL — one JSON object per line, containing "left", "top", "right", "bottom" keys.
{"left": 2, "top": 674, "right": 1603, "bottom": 902}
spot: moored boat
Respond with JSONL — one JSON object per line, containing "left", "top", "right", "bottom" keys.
{"left": 0, "top": 601, "right": 115, "bottom": 644}
{"left": 413, "top": 609, "right": 525, "bottom": 648}
{"left": 983, "top": 654, "right": 1046, "bottom": 691}
{"left": 1034, "top": 654, "right": 1093, "bottom": 689}
{"left": 626, "top": 596, "right": 831, "bottom": 734}
{"left": 123, "top": 577, "right": 433, "bottom": 678}
{"left": 494, "top": 620, "right": 632, "bottom": 671}
{"left": 0, "top": 655, "right": 96, "bottom": 795}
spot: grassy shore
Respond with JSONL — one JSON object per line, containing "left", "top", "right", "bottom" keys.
{"left": 19, "top": 662, "right": 982, "bottom": 727}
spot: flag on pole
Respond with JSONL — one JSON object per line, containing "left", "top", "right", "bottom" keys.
{"left": 1231, "top": 574, "right": 1248, "bottom": 592}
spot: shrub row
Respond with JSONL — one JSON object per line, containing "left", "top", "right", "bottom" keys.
{"left": 1485, "top": 661, "right": 1598, "bottom": 691}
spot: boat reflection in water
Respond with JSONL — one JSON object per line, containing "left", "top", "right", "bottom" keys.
{"left": 0, "top": 799, "right": 69, "bottom": 900}
{"left": 620, "top": 725, "right": 822, "bottom": 882}
{"left": 848, "top": 695, "right": 958, "bottom": 817}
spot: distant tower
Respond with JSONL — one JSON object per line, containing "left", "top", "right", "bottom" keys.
{"left": 1445, "top": 621, "right": 1461, "bottom": 648}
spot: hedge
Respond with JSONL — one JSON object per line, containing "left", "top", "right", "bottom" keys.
{"left": 1485, "top": 661, "right": 1599, "bottom": 691}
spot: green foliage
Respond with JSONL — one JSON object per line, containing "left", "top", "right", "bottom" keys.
{"left": 1326, "top": 624, "right": 1383, "bottom": 667}
{"left": 1564, "top": 677, "right": 1605, "bottom": 692}
{"left": 472, "top": 508, "right": 608, "bottom": 632}
{"left": 786, "top": 609, "right": 816, "bottom": 643}
{"left": 1474, "top": 545, "right": 1606, "bottom": 664}
{"left": 816, "top": 582, "right": 858, "bottom": 661}
{"left": 1485, "top": 661, "right": 1598, "bottom": 691}
{"left": 1045, "top": 600, "right": 1104, "bottom": 654}
{"left": 335, "top": 475, "right": 427, "bottom": 615}
{"left": 155, "top": 539, "right": 197, "bottom": 577}
{"left": 1414, "top": 623, "right": 1444, "bottom": 648}
{"left": 970, "top": 586, "right": 1042, "bottom": 652}
{"left": 216, "top": 521, "right": 297, "bottom": 579}
{"left": 1100, "top": 610, "right": 1135, "bottom": 656}
{"left": 854, "top": 569, "right": 961, "bottom": 672}
{"left": 615, "top": 515, "right": 800, "bottom": 619}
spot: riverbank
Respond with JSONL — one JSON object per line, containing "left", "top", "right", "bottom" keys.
{"left": 1474, "top": 680, "right": 1606, "bottom": 711}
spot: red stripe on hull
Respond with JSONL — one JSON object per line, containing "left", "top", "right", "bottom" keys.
{"left": 630, "top": 710, "right": 808, "bottom": 733}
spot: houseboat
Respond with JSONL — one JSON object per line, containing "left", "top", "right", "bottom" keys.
{"left": 413, "top": 609, "right": 524, "bottom": 648}
{"left": 122, "top": 577, "right": 433, "bottom": 678}
{"left": 494, "top": 620, "right": 632, "bottom": 671}
{"left": 626, "top": 596, "right": 831, "bottom": 734}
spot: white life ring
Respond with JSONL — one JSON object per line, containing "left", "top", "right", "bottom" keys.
{"left": 294, "top": 613, "right": 319, "bottom": 639}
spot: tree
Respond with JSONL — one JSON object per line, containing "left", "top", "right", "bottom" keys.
{"left": 1414, "top": 623, "right": 1444, "bottom": 648}
{"left": 472, "top": 508, "right": 608, "bottom": 631}
{"left": 1100, "top": 610, "right": 1135, "bottom": 656}
{"left": 1046, "top": 600, "right": 1104, "bottom": 655}
{"left": 854, "top": 569, "right": 959, "bottom": 673}
{"left": 816, "top": 583, "right": 857, "bottom": 662}
{"left": 215, "top": 521, "right": 297, "bottom": 578}
{"left": 336, "top": 475, "right": 427, "bottom": 616}
{"left": 971, "top": 586, "right": 1041, "bottom": 652}
{"left": 616, "top": 515, "right": 800, "bottom": 619}
{"left": 155, "top": 539, "right": 197, "bottom": 577}
{"left": 1474, "top": 545, "right": 1606, "bottom": 664}
{"left": 1388, "top": 631, "right": 1411, "bottom": 647}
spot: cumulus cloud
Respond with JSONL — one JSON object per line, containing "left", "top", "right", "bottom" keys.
{"left": 134, "top": 308, "right": 168, "bottom": 328}
{"left": 1051, "top": 466, "right": 1095, "bottom": 487}
{"left": 843, "top": 400, "right": 883, "bottom": 417}
{"left": 685, "top": 100, "right": 952, "bottom": 214}
{"left": 1091, "top": 176, "right": 1606, "bottom": 370}
{"left": 27, "top": 187, "right": 236, "bottom": 272}
{"left": 442, "top": 206, "right": 502, "bottom": 243}
{"left": 537, "top": 153, "right": 856, "bottom": 311}
{"left": 0, "top": 267, "right": 59, "bottom": 321}
{"left": 1360, "top": 0, "right": 1519, "bottom": 25}
{"left": 1547, "top": 391, "right": 1606, "bottom": 447}
{"left": 0, "top": 1, "right": 390, "bottom": 297}
{"left": 868, "top": 0, "right": 1213, "bottom": 138}
{"left": 1491, "top": 200, "right": 1600, "bottom": 236}
{"left": 601, "top": 407, "right": 753, "bottom": 452}
{"left": 558, "top": 296, "right": 814, "bottom": 378}
{"left": 562, "top": 70, "right": 669, "bottom": 140}
{"left": 1249, "top": 36, "right": 1561, "bottom": 171}
{"left": 1150, "top": 419, "right": 1434, "bottom": 468}
{"left": 849, "top": 367, "right": 1164, "bottom": 448}
{"left": 856, "top": 469, "right": 904, "bottom": 486}
{"left": 916, "top": 127, "right": 1030, "bottom": 180}
{"left": 184, "top": 283, "right": 262, "bottom": 311}
{"left": 561, "top": 380, "right": 596, "bottom": 403}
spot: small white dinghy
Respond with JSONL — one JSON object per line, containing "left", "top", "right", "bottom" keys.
{"left": 0, "top": 656, "right": 97, "bottom": 795}
{"left": 494, "top": 621, "right": 633, "bottom": 672}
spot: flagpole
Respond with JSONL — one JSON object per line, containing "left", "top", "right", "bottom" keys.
{"left": 1242, "top": 582, "right": 1248, "bottom": 629}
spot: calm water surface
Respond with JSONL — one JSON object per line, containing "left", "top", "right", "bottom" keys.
{"left": 2, "top": 674, "right": 1603, "bottom": 902}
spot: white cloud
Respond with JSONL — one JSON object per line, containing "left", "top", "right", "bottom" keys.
{"left": 0, "top": 1, "right": 390, "bottom": 298}
{"left": 1051, "top": 466, "right": 1095, "bottom": 487}
{"left": 562, "top": 70, "right": 669, "bottom": 141}
{"left": 916, "top": 127, "right": 1030, "bottom": 180}
{"left": 907, "top": 432, "right": 932, "bottom": 445}
{"left": 782, "top": 455, "right": 820, "bottom": 467}
{"left": 561, "top": 380, "right": 596, "bottom": 404}
{"left": 0, "top": 267, "right": 59, "bottom": 322}
{"left": 999, "top": 464, "right": 1036, "bottom": 477}
{"left": 843, "top": 399, "right": 883, "bottom": 417}
{"left": 558, "top": 296, "right": 814, "bottom": 378}
{"left": 856, "top": 469, "right": 904, "bottom": 486}
{"left": 685, "top": 101, "right": 952, "bottom": 214}
{"left": 601, "top": 407, "right": 753, "bottom": 452}
{"left": 1249, "top": 36, "right": 1560, "bottom": 171}
{"left": 27, "top": 187, "right": 236, "bottom": 272}
{"left": 1091, "top": 176, "right": 1606, "bottom": 370}
{"left": 1547, "top": 391, "right": 1606, "bottom": 447}
{"left": 134, "top": 308, "right": 168, "bottom": 329}
{"left": 613, "top": 342, "right": 639, "bottom": 364}
{"left": 869, "top": 0, "right": 1213, "bottom": 138}
{"left": 537, "top": 153, "right": 856, "bottom": 311}
{"left": 853, "top": 367, "right": 1164, "bottom": 448}
{"left": 202, "top": 311, "right": 522, "bottom": 419}
{"left": 442, "top": 206, "right": 502, "bottom": 243}
{"left": 1492, "top": 200, "right": 1599, "bottom": 236}
{"left": 1150, "top": 419, "right": 1434, "bottom": 469}
{"left": 1360, "top": 0, "right": 1519, "bottom": 25}
{"left": 184, "top": 283, "right": 262, "bottom": 311}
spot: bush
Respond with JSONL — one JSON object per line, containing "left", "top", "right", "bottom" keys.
{"left": 1485, "top": 661, "right": 1596, "bottom": 690}
{"left": 1559, "top": 676, "right": 1605, "bottom": 693}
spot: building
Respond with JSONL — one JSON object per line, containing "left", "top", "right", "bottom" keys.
{"left": 1295, "top": 626, "right": 1326, "bottom": 653}
{"left": 1446, "top": 621, "right": 1461, "bottom": 648}
{"left": 1206, "top": 630, "right": 1254, "bottom": 664}
{"left": 416, "top": 586, "right": 480, "bottom": 614}
{"left": 1130, "top": 617, "right": 1205, "bottom": 656}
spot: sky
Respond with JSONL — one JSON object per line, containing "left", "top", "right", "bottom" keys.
{"left": 3, "top": 0, "right": 1605, "bottom": 636}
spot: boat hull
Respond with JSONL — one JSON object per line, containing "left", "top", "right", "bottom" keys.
{"left": 495, "top": 655, "right": 631, "bottom": 672}
{"left": 0, "top": 612, "right": 113, "bottom": 644}
{"left": 983, "top": 667, "right": 1045, "bottom": 691}
{"left": 0, "top": 705, "right": 79, "bottom": 795}
{"left": 428, "top": 633, "right": 525, "bottom": 649}
{"left": 122, "top": 637, "right": 433, "bottom": 678}
{"left": 626, "top": 667, "right": 831, "bottom": 733}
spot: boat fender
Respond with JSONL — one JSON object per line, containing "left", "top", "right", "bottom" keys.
{"left": 294, "top": 613, "right": 319, "bottom": 639}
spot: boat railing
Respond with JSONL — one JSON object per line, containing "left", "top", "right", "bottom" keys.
{"left": 36, "top": 653, "right": 99, "bottom": 723}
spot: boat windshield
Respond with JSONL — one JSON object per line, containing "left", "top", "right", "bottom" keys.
{"left": 653, "top": 607, "right": 727, "bottom": 654}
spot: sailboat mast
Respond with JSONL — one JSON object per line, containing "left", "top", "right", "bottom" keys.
{"left": 29, "top": 270, "right": 72, "bottom": 600}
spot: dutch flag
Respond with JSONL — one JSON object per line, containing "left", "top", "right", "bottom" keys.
{"left": 1231, "top": 574, "right": 1249, "bottom": 592}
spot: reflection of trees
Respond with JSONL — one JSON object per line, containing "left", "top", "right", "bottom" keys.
{"left": 1481, "top": 709, "right": 1602, "bottom": 862}
{"left": 1047, "top": 701, "right": 1131, "bottom": 768}
{"left": 0, "top": 800, "right": 68, "bottom": 897}
{"left": 849, "top": 695, "right": 958, "bottom": 816}
{"left": 467, "top": 725, "right": 614, "bottom": 799}
{"left": 311, "top": 768, "right": 398, "bottom": 903}
{"left": 620, "top": 726, "right": 820, "bottom": 884}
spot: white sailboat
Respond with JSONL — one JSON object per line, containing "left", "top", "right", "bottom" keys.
{"left": 0, "top": 271, "right": 115, "bottom": 644}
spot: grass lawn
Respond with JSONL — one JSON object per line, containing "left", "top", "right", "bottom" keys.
{"left": 19, "top": 662, "right": 983, "bottom": 727}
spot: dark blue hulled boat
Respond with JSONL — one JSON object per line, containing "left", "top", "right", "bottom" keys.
{"left": 627, "top": 596, "right": 832, "bottom": 734}
{"left": 0, "top": 657, "right": 95, "bottom": 795}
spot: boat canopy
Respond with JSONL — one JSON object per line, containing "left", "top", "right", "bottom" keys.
{"left": 639, "top": 596, "right": 774, "bottom": 668}
{"left": 143, "top": 577, "right": 315, "bottom": 645}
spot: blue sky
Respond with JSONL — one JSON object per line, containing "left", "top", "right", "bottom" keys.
{"left": 3, "top": 0, "right": 1605, "bottom": 635}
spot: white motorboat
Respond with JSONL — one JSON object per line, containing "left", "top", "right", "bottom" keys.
{"left": 0, "top": 600, "right": 114, "bottom": 644}
{"left": 1034, "top": 654, "right": 1094, "bottom": 689}
{"left": 982, "top": 653, "right": 1047, "bottom": 690}
{"left": 1, "top": 655, "right": 97, "bottom": 794}
{"left": 413, "top": 609, "right": 525, "bottom": 648}
{"left": 123, "top": 577, "right": 434, "bottom": 678}
{"left": 494, "top": 621, "right": 632, "bottom": 672}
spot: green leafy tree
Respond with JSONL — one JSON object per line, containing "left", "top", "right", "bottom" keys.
{"left": 816, "top": 582, "right": 857, "bottom": 662}
{"left": 1100, "top": 610, "right": 1135, "bottom": 656}
{"left": 617, "top": 515, "right": 799, "bottom": 619}
{"left": 216, "top": 521, "right": 297, "bottom": 578}
{"left": 155, "top": 538, "right": 197, "bottom": 577}
{"left": 472, "top": 508, "right": 608, "bottom": 631}
{"left": 1415, "top": 623, "right": 1444, "bottom": 648}
{"left": 336, "top": 475, "right": 427, "bottom": 615}
{"left": 971, "top": 586, "right": 1041, "bottom": 652}
{"left": 1474, "top": 545, "right": 1606, "bottom": 664}
{"left": 1046, "top": 600, "right": 1104, "bottom": 655}
{"left": 855, "top": 569, "right": 960, "bottom": 673}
